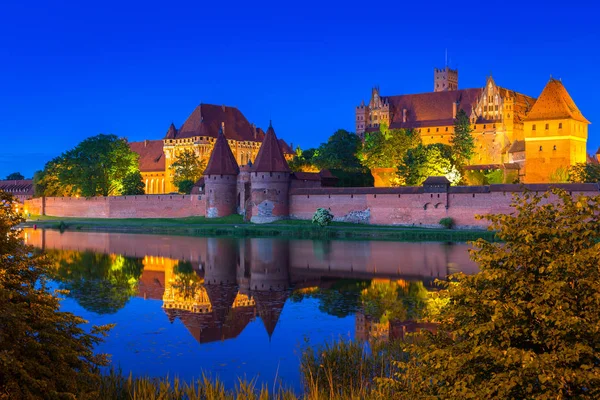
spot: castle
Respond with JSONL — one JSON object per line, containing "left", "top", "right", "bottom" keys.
{"left": 129, "top": 103, "right": 295, "bottom": 194}
{"left": 356, "top": 68, "right": 591, "bottom": 183}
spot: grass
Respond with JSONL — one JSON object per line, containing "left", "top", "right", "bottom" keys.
{"left": 95, "top": 339, "right": 405, "bottom": 399}
{"left": 22, "top": 214, "right": 496, "bottom": 242}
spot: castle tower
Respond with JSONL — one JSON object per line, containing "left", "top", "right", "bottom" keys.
{"left": 355, "top": 100, "right": 369, "bottom": 139}
{"left": 203, "top": 126, "right": 240, "bottom": 218}
{"left": 522, "top": 78, "right": 590, "bottom": 183}
{"left": 434, "top": 66, "right": 458, "bottom": 92}
{"left": 249, "top": 122, "right": 291, "bottom": 224}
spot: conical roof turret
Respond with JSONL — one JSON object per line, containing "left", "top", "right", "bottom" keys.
{"left": 203, "top": 126, "right": 240, "bottom": 176}
{"left": 252, "top": 122, "right": 291, "bottom": 173}
{"left": 165, "top": 123, "right": 178, "bottom": 139}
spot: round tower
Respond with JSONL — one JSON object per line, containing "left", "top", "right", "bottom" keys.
{"left": 203, "top": 126, "right": 240, "bottom": 218}
{"left": 250, "top": 122, "right": 292, "bottom": 224}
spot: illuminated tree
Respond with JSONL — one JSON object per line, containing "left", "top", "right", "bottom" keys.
{"left": 170, "top": 149, "right": 206, "bottom": 193}
{"left": 386, "top": 189, "right": 600, "bottom": 397}
{"left": 0, "top": 192, "right": 111, "bottom": 398}
{"left": 288, "top": 146, "right": 319, "bottom": 172}
{"left": 450, "top": 108, "right": 475, "bottom": 167}
{"left": 568, "top": 162, "right": 600, "bottom": 183}
{"left": 397, "top": 143, "right": 461, "bottom": 185}
{"left": 122, "top": 170, "right": 145, "bottom": 195}
{"left": 359, "top": 124, "right": 421, "bottom": 170}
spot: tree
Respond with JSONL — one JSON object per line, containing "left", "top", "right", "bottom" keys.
{"left": 0, "top": 191, "right": 111, "bottom": 398}
{"left": 313, "top": 129, "right": 363, "bottom": 171}
{"left": 387, "top": 189, "right": 600, "bottom": 397}
{"left": 450, "top": 108, "right": 475, "bottom": 167}
{"left": 35, "top": 134, "right": 141, "bottom": 197}
{"left": 5, "top": 172, "right": 24, "bottom": 180}
{"left": 177, "top": 179, "right": 195, "bottom": 194}
{"left": 288, "top": 146, "right": 319, "bottom": 172}
{"left": 121, "top": 171, "right": 145, "bottom": 195}
{"left": 170, "top": 149, "right": 206, "bottom": 193}
{"left": 359, "top": 124, "right": 421, "bottom": 170}
{"left": 568, "top": 162, "right": 600, "bottom": 183}
{"left": 397, "top": 143, "right": 461, "bottom": 186}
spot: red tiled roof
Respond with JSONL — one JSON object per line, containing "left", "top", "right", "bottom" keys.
{"left": 203, "top": 129, "right": 240, "bottom": 176}
{"left": 252, "top": 124, "right": 291, "bottom": 173}
{"left": 292, "top": 172, "right": 321, "bottom": 181}
{"left": 171, "top": 103, "right": 262, "bottom": 142}
{"left": 129, "top": 140, "right": 165, "bottom": 172}
{"left": 0, "top": 179, "right": 33, "bottom": 195}
{"left": 387, "top": 89, "right": 482, "bottom": 129}
{"left": 278, "top": 139, "right": 294, "bottom": 155}
{"left": 252, "top": 290, "right": 288, "bottom": 338}
{"left": 524, "top": 79, "right": 589, "bottom": 123}
{"left": 508, "top": 140, "right": 525, "bottom": 153}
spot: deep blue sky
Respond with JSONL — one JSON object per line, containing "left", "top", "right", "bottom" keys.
{"left": 1, "top": 0, "right": 597, "bottom": 178}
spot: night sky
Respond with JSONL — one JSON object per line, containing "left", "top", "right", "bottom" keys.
{"left": 1, "top": 0, "right": 597, "bottom": 178}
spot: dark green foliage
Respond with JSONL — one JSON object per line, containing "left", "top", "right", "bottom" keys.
{"left": 330, "top": 168, "right": 374, "bottom": 187}
{"left": 312, "top": 129, "right": 364, "bottom": 172}
{"left": 121, "top": 171, "right": 145, "bottom": 195}
{"left": 177, "top": 179, "right": 195, "bottom": 194}
{"left": 397, "top": 143, "right": 460, "bottom": 186}
{"left": 359, "top": 125, "right": 421, "bottom": 170}
{"left": 288, "top": 146, "right": 319, "bottom": 172}
{"left": 0, "top": 191, "right": 111, "bottom": 398}
{"left": 35, "top": 134, "right": 141, "bottom": 197}
{"left": 388, "top": 190, "right": 600, "bottom": 397}
{"left": 450, "top": 108, "right": 475, "bottom": 167}
{"left": 49, "top": 250, "right": 144, "bottom": 314}
{"left": 5, "top": 172, "right": 24, "bottom": 180}
{"left": 170, "top": 149, "right": 206, "bottom": 191}
{"left": 568, "top": 162, "right": 600, "bottom": 183}
{"left": 439, "top": 217, "right": 453, "bottom": 229}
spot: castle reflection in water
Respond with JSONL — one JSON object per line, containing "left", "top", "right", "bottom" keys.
{"left": 23, "top": 229, "right": 477, "bottom": 344}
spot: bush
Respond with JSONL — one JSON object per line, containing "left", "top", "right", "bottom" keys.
{"left": 438, "top": 217, "right": 453, "bottom": 229}
{"left": 312, "top": 208, "right": 334, "bottom": 227}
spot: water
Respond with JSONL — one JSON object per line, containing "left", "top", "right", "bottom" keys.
{"left": 23, "top": 229, "right": 478, "bottom": 391}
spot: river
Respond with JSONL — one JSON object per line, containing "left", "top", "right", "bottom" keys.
{"left": 23, "top": 228, "right": 478, "bottom": 391}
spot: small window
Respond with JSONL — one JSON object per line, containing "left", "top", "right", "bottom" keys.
{"left": 539, "top": 146, "right": 543, "bottom": 151}
{"left": 483, "top": 124, "right": 486, "bottom": 129}
{"left": 445, "top": 127, "right": 448, "bottom": 132}
{"left": 545, "top": 124, "right": 549, "bottom": 130}
{"left": 559, "top": 123, "right": 563, "bottom": 129}
{"left": 436, "top": 128, "right": 439, "bottom": 132}
{"left": 533, "top": 124, "right": 536, "bottom": 131}
{"left": 553, "top": 145, "right": 557, "bottom": 151}
{"left": 427, "top": 128, "right": 430, "bottom": 133}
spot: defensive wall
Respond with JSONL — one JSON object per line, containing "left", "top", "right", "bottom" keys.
{"left": 23, "top": 182, "right": 600, "bottom": 228}
{"left": 24, "top": 194, "right": 205, "bottom": 219}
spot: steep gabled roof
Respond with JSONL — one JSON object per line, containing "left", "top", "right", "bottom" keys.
{"left": 524, "top": 79, "right": 589, "bottom": 123}
{"left": 252, "top": 123, "right": 291, "bottom": 173}
{"left": 203, "top": 128, "right": 240, "bottom": 176}
{"left": 508, "top": 140, "right": 525, "bottom": 153}
{"left": 129, "top": 140, "right": 165, "bottom": 172}
{"left": 165, "top": 123, "right": 177, "bottom": 139}
{"left": 170, "top": 103, "right": 261, "bottom": 142}
{"left": 252, "top": 290, "right": 288, "bottom": 338}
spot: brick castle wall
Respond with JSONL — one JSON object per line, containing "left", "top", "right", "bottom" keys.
{"left": 24, "top": 194, "right": 206, "bottom": 219}
{"left": 23, "top": 183, "right": 600, "bottom": 227}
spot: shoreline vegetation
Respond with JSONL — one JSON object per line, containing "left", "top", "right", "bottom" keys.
{"left": 20, "top": 214, "right": 496, "bottom": 242}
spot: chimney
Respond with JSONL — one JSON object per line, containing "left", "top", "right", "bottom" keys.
{"left": 222, "top": 104, "right": 226, "bottom": 112}
{"left": 452, "top": 102, "right": 457, "bottom": 119}
{"left": 144, "top": 139, "right": 148, "bottom": 147}
{"left": 221, "top": 121, "right": 225, "bottom": 134}
{"left": 402, "top": 109, "right": 407, "bottom": 123}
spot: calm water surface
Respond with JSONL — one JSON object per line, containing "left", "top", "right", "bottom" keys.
{"left": 23, "top": 229, "right": 478, "bottom": 391}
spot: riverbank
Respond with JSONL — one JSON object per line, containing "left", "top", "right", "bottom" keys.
{"left": 21, "top": 215, "right": 495, "bottom": 241}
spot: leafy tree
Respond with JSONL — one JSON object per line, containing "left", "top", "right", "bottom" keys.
{"left": 313, "top": 129, "right": 363, "bottom": 172}
{"left": 49, "top": 250, "right": 144, "bottom": 315}
{"left": 450, "top": 108, "right": 475, "bottom": 167}
{"left": 288, "top": 146, "right": 319, "bottom": 172}
{"left": 5, "top": 172, "right": 24, "bottom": 180}
{"left": 170, "top": 149, "right": 206, "bottom": 193}
{"left": 177, "top": 179, "right": 195, "bottom": 194}
{"left": 550, "top": 166, "right": 570, "bottom": 183}
{"left": 568, "top": 162, "right": 600, "bottom": 183}
{"left": 359, "top": 124, "right": 421, "bottom": 170}
{"left": 397, "top": 143, "right": 461, "bottom": 186}
{"left": 388, "top": 189, "right": 600, "bottom": 398}
{"left": 121, "top": 171, "right": 145, "bottom": 195}
{"left": 36, "top": 134, "right": 140, "bottom": 197}
{"left": 0, "top": 191, "right": 111, "bottom": 398}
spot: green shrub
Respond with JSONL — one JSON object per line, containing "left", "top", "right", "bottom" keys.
{"left": 439, "top": 217, "right": 454, "bottom": 229}
{"left": 312, "top": 208, "right": 334, "bottom": 227}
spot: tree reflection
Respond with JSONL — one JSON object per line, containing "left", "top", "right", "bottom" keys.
{"left": 360, "top": 280, "right": 430, "bottom": 324}
{"left": 170, "top": 260, "right": 202, "bottom": 300}
{"left": 290, "top": 280, "right": 368, "bottom": 318}
{"left": 49, "top": 250, "right": 144, "bottom": 314}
